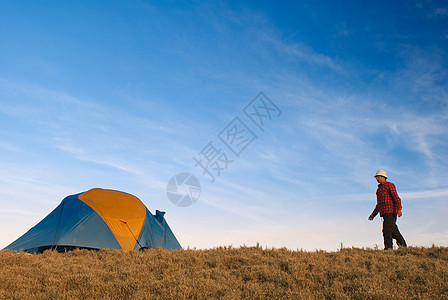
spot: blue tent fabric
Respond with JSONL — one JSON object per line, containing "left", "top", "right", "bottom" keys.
{"left": 136, "top": 209, "right": 181, "bottom": 251}
{"left": 4, "top": 189, "right": 181, "bottom": 253}
{"left": 54, "top": 195, "right": 121, "bottom": 250}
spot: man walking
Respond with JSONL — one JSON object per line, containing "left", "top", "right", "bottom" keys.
{"left": 369, "top": 170, "right": 407, "bottom": 250}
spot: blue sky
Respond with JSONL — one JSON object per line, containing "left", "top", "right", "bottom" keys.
{"left": 1, "top": 0, "right": 447, "bottom": 251}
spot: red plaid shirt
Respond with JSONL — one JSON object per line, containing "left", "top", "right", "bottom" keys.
{"left": 371, "top": 181, "right": 402, "bottom": 217}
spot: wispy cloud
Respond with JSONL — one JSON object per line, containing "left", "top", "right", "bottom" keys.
{"left": 401, "top": 188, "right": 448, "bottom": 200}
{"left": 257, "top": 29, "right": 344, "bottom": 72}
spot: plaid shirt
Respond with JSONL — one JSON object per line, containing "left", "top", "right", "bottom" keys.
{"left": 371, "top": 181, "right": 402, "bottom": 217}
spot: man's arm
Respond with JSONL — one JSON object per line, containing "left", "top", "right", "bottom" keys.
{"left": 388, "top": 182, "right": 403, "bottom": 216}
{"left": 368, "top": 206, "right": 379, "bottom": 220}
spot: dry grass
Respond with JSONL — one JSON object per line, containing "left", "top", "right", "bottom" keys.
{"left": 1, "top": 246, "right": 447, "bottom": 299}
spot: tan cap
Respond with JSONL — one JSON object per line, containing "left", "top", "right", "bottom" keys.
{"left": 374, "top": 170, "right": 387, "bottom": 178}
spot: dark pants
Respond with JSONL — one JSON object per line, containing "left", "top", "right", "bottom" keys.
{"left": 382, "top": 213, "right": 407, "bottom": 250}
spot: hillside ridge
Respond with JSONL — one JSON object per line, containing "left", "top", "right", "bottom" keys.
{"left": 1, "top": 246, "right": 447, "bottom": 299}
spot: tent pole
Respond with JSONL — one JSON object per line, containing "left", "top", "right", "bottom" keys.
{"left": 120, "top": 220, "right": 143, "bottom": 249}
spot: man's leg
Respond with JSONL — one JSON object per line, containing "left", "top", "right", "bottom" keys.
{"left": 391, "top": 216, "right": 407, "bottom": 247}
{"left": 382, "top": 214, "right": 395, "bottom": 250}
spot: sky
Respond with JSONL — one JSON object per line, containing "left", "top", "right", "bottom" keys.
{"left": 0, "top": 0, "right": 447, "bottom": 251}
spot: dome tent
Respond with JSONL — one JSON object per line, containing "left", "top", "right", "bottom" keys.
{"left": 4, "top": 188, "right": 181, "bottom": 253}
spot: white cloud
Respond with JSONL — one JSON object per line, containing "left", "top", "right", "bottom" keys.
{"left": 401, "top": 188, "right": 448, "bottom": 200}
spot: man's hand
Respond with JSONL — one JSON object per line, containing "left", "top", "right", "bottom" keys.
{"left": 368, "top": 215, "right": 374, "bottom": 221}
{"left": 398, "top": 210, "right": 402, "bottom": 217}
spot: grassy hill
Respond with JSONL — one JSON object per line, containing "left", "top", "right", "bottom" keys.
{"left": 1, "top": 246, "right": 447, "bottom": 299}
